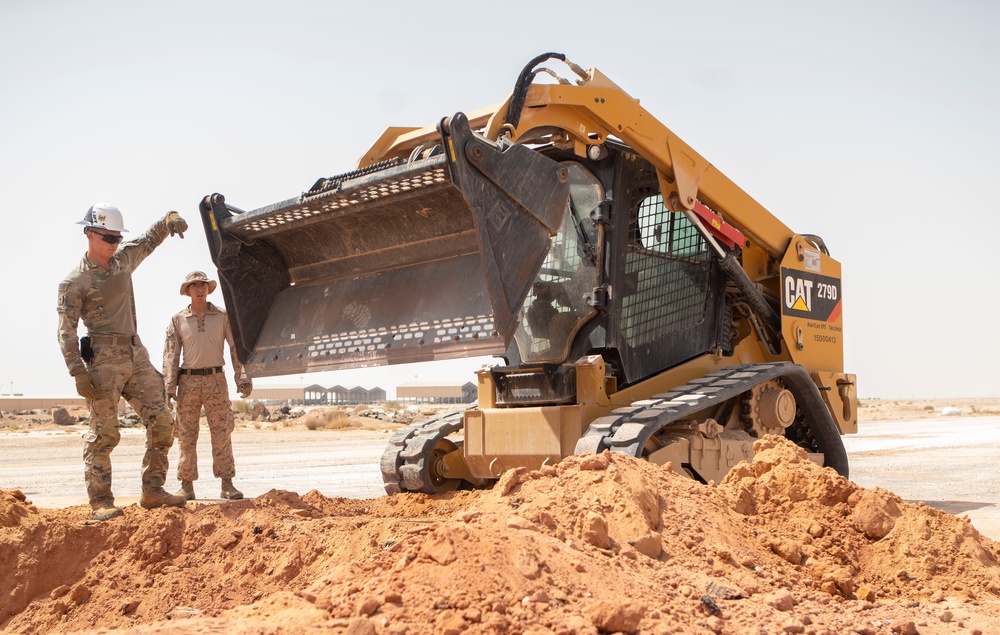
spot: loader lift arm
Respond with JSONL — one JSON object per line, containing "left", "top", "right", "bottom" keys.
{"left": 359, "top": 56, "right": 794, "bottom": 261}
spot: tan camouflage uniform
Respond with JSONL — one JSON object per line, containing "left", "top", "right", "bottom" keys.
{"left": 163, "top": 302, "right": 248, "bottom": 481}
{"left": 57, "top": 217, "right": 176, "bottom": 510}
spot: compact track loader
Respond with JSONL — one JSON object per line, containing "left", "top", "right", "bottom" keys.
{"left": 200, "top": 53, "right": 857, "bottom": 493}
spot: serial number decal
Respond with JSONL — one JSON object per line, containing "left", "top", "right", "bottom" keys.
{"left": 781, "top": 268, "right": 842, "bottom": 322}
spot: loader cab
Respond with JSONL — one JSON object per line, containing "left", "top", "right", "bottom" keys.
{"left": 505, "top": 147, "right": 729, "bottom": 392}
{"left": 611, "top": 153, "right": 729, "bottom": 385}
{"left": 511, "top": 161, "right": 603, "bottom": 364}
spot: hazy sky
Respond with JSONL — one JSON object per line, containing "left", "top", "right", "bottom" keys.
{"left": 2, "top": 1, "right": 998, "bottom": 399}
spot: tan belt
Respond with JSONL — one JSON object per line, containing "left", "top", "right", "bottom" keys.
{"left": 180, "top": 367, "right": 224, "bottom": 376}
{"left": 88, "top": 334, "right": 141, "bottom": 346}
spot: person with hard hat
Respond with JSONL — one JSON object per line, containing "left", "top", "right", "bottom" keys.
{"left": 163, "top": 271, "right": 252, "bottom": 502}
{"left": 57, "top": 203, "right": 191, "bottom": 521}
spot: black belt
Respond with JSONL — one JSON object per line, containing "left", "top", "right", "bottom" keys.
{"left": 89, "top": 334, "right": 141, "bottom": 346}
{"left": 180, "top": 367, "right": 224, "bottom": 376}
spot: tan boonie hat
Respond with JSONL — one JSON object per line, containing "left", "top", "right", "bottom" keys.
{"left": 180, "top": 271, "right": 218, "bottom": 295}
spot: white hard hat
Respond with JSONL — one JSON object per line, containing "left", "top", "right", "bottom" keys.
{"left": 78, "top": 203, "right": 128, "bottom": 232}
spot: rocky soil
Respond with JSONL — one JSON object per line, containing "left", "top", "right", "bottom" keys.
{"left": 3, "top": 435, "right": 999, "bottom": 634}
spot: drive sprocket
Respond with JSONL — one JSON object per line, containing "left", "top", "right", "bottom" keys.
{"left": 742, "top": 379, "right": 797, "bottom": 437}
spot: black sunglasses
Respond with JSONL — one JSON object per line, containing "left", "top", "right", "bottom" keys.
{"left": 90, "top": 230, "right": 123, "bottom": 245}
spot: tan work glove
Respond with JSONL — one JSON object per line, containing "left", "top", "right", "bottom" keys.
{"left": 166, "top": 387, "right": 177, "bottom": 409}
{"left": 166, "top": 211, "right": 188, "bottom": 238}
{"left": 74, "top": 372, "right": 100, "bottom": 400}
{"left": 237, "top": 380, "right": 253, "bottom": 399}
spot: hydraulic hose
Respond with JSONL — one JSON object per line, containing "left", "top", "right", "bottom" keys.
{"left": 682, "top": 210, "right": 782, "bottom": 335}
{"left": 505, "top": 52, "right": 566, "bottom": 130}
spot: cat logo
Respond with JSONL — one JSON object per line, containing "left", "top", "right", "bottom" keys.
{"left": 785, "top": 277, "right": 813, "bottom": 312}
{"left": 781, "top": 268, "right": 841, "bottom": 322}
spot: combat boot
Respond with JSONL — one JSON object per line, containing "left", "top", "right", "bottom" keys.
{"left": 139, "top": 487, "right": 188, "bottom": 509}
{"left": 90, "top": 505, "right": 124, "bottom": 521}
{"left": 220, "top": 478, "right": 244, "bottom": 500}
{"left": 175, "top": 480, "right": 195, "bottom": 501}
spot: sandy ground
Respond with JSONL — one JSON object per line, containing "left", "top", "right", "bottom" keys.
{"left": 1, "top": 398, "right": 999, "bottom": 634}
{"left": 856, "top": 398, "right": 1000, "bottom": 421}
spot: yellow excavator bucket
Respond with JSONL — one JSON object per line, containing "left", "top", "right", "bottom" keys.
{"left": 199, "top": 113, "right": 570, "bottom": 378}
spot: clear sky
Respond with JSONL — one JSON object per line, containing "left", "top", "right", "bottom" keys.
{"left": 2, "top": 1, "right": 998, "bottom": 399}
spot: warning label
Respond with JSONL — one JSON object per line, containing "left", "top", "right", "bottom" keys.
{"left": 781, "top": 268, "right": 842, "bottom": 322}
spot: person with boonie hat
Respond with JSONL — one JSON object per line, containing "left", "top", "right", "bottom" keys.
{"left": 57, "top": 204, "right": 191, "bottom": 521}
{"left": 163, "top": 271, "right": 252, "bottom": 501}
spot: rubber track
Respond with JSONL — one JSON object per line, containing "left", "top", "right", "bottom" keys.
{"left": 574, "top": 362, "right": 849, "bottom": 477}
{"left": 380, "top": 408, "right": 466, "bottom": 494}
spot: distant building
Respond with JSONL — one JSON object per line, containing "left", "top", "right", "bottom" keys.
{"left": 0, "top": 396, "right": 126, "bottom": 413}
{"left": 0, "top": 396, "right": 83, "bottom": 412}
{"left": 304, "top": 384, "right": 329, "bottom": 404}
{"left": 347, "top": 386, "right": 369, "bottom": 404}
{"left": 0, "top": 384, "right": 390, "bottom": 412}
{"left": 396, "top": 382, "right": 477, "bottom": 404}
{"left": 250, "top": 384, "right": 385, "bottom": 405}
{"left": 329, "top": 385, "right": 348, "bottom": 404}
{"left": 245, "top": 386, "right": 310, "bottom": 404}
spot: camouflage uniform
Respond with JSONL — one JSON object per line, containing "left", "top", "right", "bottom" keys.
{"left": 163, "top": 302, "right": 248, "bottom": 482}
{"left": 57, "top": 216, "right": 176, "bottom": 511}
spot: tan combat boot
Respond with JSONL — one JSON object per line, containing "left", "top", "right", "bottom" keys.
{"left": 90, "top": 505, "right": 124, "bottom": 521}
{"left": 175, "top": 480, "right": 195, "bottom": 501}
{"left": 220, "top": 478, "right": 243, "bottom": 500}
{"left": 139, "top": 487, "right": 188, "bottom": 509}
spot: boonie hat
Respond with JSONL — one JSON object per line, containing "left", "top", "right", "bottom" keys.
{"left": 180, "top": 271, "right": 218, "bottom": 295}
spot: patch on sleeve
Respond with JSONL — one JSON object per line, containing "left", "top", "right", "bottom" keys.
{"left": 57, "top": 281, "right": 78, "bottom": 314}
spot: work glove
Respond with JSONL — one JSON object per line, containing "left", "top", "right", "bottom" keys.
{"left": 74, "top": 372, "right": 100, "bottom": 400}
{"left": 166, "top": 388, "right": 177, "bottom": 409}
{"left": 166, "top": 211, "right": 187, "bottom": 238}
{"left": 237, "top": 381, "right": 253, "bottom": 399}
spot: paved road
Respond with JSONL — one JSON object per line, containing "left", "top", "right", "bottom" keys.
{"left": 0, "top": 427, "right": 390, "bottom": 509}
{"left": 3, "top": 416, "right": 998, "bottom": 541}
{"left": 843, "top": 415, "right": 1000, "bottom": 541}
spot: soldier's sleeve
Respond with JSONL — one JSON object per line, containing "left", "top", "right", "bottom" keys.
{"left": 56, "top": 281, "right": 87, "bottom": 377}
{"left": 162, "top": 315, "right": 182, "bottom": 396}
{"left": 117, "top": 214, "right": 172, "bottom": 272}
{"left": 224, "top": 312, "right": 250, "bottom": 384}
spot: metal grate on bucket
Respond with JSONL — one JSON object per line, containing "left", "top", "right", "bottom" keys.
{"left": 306, "top": 314, "right": 497, "bottom": 358}
{"left": 240, "top": 166, "right": 450, "bottom": 234}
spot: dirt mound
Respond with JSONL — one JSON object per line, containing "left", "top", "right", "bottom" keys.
{"left": 3, "top": 437, "right": 999, "bottom": 634}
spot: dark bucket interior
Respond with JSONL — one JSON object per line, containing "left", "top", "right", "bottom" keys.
{"left": 199, "top": 113, "right": 570, "bottom": 378}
